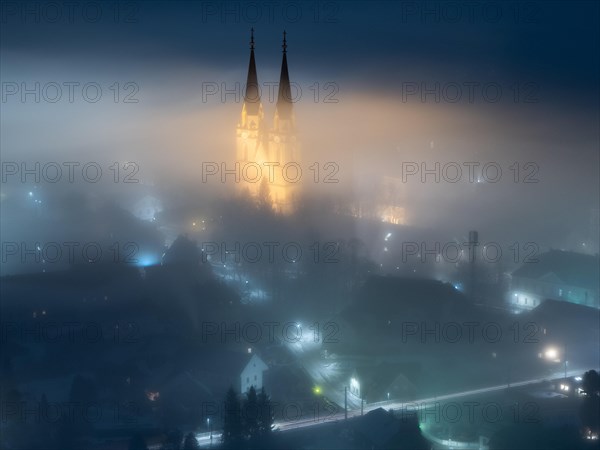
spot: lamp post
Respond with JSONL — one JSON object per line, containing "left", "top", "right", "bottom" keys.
{"left": 543, "top": 345, "right": 568, "bottom": 382}
{"left": 344, "top": 386, "right": 348, "bottom": 420}
{"left": 207, "top": 417, "right": 212, "bottom": 445}
{"left": 563, "top": 344, "right": 568, "bottom": 380}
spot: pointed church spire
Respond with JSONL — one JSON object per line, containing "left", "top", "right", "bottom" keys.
{"left": 276, "top": 30, "right": 293, "bottom": 120}
{"left": 282, "top": 30, "right": 287, "bottom": 54}
{"left": 244, "top": 28, "right": 260, "bottom": 115}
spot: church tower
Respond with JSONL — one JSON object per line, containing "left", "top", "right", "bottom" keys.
{"left": 235, "top": 30, "right": 300, "bottom": 215}
{"left": 268, "top": 31, "right": 300, "bottom": 215}
{"left": 236, "top": 28, "right": 268, "bottom": 199}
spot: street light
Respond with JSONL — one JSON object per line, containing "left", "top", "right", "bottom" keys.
{"left": 544, "top": 347, "right": 559, "bottom": 362}
{"left": 387, "top": 392, "right": 390, "bottom": 401}
{"left": 542, "top": 345, "right": 568, "bottom": 380}
{"left": 207, "top": 418, "right": 212, "bottom": 445}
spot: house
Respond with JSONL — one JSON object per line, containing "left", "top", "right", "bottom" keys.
{"left": 508, "top": 250, "right": 599, "bottom": 311}
{"left": 348, "top": 362, "right": 419, "bottom": 403}
{"left": 240, "top": 353, "right": 268, "bottom": 393}
{"left": 352, "top": 407, "right": 428, "bottom": 450}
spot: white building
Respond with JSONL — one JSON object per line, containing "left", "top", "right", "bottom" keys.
{"left": 240, "top": 354, "right": 268, "bottom": 393}
{"left": 508, "top": 250, "right": 599, "bottom": 311}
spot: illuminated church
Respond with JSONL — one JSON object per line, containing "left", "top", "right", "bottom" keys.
{"left": 236, "top": 30, "right": 300, "bottom": 215}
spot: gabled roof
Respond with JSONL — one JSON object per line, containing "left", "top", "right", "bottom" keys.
{"left": 351, "top": 361, "right": 419, "bottom": 400}
{"left": 241, "top": 353, "right": 268, "bottom": 375}
{"left": 512, "top": 250, "right": 599, "bottom": 290}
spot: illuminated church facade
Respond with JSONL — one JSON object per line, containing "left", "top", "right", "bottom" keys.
{"left": 236, "top": 30, "right": 300, "bottom": 215}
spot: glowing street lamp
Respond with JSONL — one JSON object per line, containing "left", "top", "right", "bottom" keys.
{"left": 542, "top": 345, "right": 568, "bottom": 379}
{"left": 544, "top": 347, "right": 559, "bottom": 362}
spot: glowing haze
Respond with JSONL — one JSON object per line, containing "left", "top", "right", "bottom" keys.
{"left": 1, "top": 0, "right": 598, "bottom": 274}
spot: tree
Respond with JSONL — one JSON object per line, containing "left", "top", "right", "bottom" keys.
{"left": 580, "top": 369, "right": 600, "bottom": 436}
{"left": 243, "top": 386, "right": 259, "bottom": 440}
{"left": 582, "top": 370, "right": 600, "bottom": 395}
{"left": 128, "top": 433, "right": 149, "bottom": 450}
{"left": 256, "top": 387, "right": 274, "bottom": 438}
{"left": 57, "top": 374, "right": 97, "bottom": 448}
{"left": 0, "top": 356, "right": 26, "bottom": 448}
{"left": 38, "top": 393, "right": 55, "bottom": 445}
{"left": 160, "top": 429, "right": 183, "bottom": 450}
{"left": 222, "top": 387, "right": 243, "bottom": 447}
{"left": 183, "top": 432, "right": 200, "bottom": 450}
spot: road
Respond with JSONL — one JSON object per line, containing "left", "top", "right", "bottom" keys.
{"left": 190, "top": 367, "right": 594, "bottom": 447}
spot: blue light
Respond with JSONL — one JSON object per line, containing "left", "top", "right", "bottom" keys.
{"left": 136, "top": 254, "right": 158, "bottom": 267}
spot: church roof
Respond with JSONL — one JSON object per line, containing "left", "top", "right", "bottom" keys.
{"left": 276, "top": 31, "right": 293, "bottom": 120}
{"left": 244, "top": 28, "right": 261, "bottom": 115}
{"left": 241, "top": 353, "right": 268, "bottom": 375}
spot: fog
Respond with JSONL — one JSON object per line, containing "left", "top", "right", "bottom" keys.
{"left": 1, "top": 2, "right": 599, "bottom": 450}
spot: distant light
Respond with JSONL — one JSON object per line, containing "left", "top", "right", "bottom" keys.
{"left": 248, "top": 347, "right": 252, "bottom": 353}
{"left": 136, "top": 254, "right": 158, "bottom": 267}
{"left": 146, "top": 391, "right": 160, "bottom": 401}
{"left": 28, "top": 192, "right": 33, "bottom": 197}
{"left": 544, "top": 347, "right": 559, "bottom": 360}
{"left": 575, "top": 376, "right": 582, "bottom": 381}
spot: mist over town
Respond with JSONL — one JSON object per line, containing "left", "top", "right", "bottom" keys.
{"left": 1, "top": 1, "right": 599, "bottom": 449}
